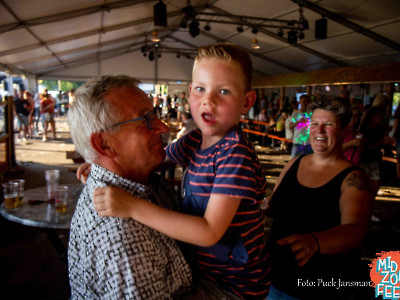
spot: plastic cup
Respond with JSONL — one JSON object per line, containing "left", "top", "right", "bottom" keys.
{"left": 45, "top": 169, "right": 60, "bottom": 202}
{"left": 55, "top": 186, "right": 69, "bottom": 213}
{"left": 2, "top": 182, "right": 19, "bottom": 208}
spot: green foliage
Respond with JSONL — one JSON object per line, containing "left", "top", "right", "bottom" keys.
{"left": 40, "top": 80, "right": 84, "bottom": 92}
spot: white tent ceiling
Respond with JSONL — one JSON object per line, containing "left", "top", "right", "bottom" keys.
{"left": 0, "top": 0, "right": 399, "bottom": 85}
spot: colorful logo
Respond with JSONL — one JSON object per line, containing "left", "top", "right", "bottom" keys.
{"left": 370, "top": 251, "right": 400, "bottom": 299}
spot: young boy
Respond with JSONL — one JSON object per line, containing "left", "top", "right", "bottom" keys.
{"left": 93, "top": 43, "right": 270, "bottom": 299}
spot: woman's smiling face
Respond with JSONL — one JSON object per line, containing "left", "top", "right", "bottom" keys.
{"left": 310, "top": 108, "right": 342, "bottom": 154}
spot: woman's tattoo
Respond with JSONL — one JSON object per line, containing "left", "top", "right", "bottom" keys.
{"left": 345, "top": 172, "right": 371, "bottom": 193}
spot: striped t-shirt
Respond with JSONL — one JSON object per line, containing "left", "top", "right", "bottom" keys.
{"left": 166, "top": 127, "right": 270, "bottom": 299}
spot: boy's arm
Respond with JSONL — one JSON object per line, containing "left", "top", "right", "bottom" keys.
{"left": 93, "top": 186, "right": 240, "bottom": 247}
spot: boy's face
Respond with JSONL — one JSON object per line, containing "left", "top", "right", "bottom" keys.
{"left": 189, "top": 57, "right": 255, "bottom": 148}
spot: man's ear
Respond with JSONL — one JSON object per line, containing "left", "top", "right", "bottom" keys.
{"left": 242, "top": 90, "right": 257, "bottom": 115}
{"left": 90, "top": 132, "right": 115, "bottom": 158}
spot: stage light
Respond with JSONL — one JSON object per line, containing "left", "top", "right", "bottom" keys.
{"left": 204, "top": 23, "right": 211, "bottom": 31}
{"left": 288, "top": 30, "right": 297, "bottom": 45}
{"left": 151, "top": 30, "right": 160, "bottom": 42}
{"left": 236, "top": 26, "right": 244, "bottom": 33}
{"left": 180, "top": 20, "right": 187, "bottom": 28}
{"left": 251, "top": 27, "right": 258, "bottom": 34}
{"left": 298, "top": 31, "right": 305, "bottom": 40}
{"left": 189, "top": 20, "right": 200, "bottom": 38}
{"left": 251, "top": 39, "right": 260, "bottom": 49}
{"left": 148, "top": 51, "right": 155, "bottom": 61}
{"left": 277, "top": 29, "right": 284, "bottom": 37}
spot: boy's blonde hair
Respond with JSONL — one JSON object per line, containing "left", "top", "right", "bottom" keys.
{"left": 195, "top": 43, "right": 253, "bottom": 92}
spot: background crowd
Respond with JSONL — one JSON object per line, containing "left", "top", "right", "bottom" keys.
{"left": 12, "top": 88, "right": 76, "bottom": 143}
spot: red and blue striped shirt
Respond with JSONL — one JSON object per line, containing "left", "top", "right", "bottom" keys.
{"left": 166, "top": 127, "right": 270, "bottom": 299}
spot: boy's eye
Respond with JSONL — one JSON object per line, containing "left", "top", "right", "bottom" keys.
{"left": 311, "top": 121, "right": 318, "bottom": 126}
{"left": 195, "top": 87, "right": 205, "bottom": 92}
{"left": 220, "top": 89, "right": 230, "bottom": 95}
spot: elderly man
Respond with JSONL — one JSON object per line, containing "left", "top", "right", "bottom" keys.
{"left": 67, "top": 75, "right": 192, "bottom": 299}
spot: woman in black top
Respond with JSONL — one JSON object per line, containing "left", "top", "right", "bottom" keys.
{"left": 267, "top": 97, "right": 373, "bottom": 300}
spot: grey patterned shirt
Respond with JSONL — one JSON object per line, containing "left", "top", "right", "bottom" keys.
{"left": 68, "top": 164, "right": 192, "bottom": 299}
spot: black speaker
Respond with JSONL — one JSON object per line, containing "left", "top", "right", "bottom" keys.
{"left": 154, "top": 1, "right": 167, "bottom": 27}
{"left": 315, "top": 18, "right": 327, "bottom": 39}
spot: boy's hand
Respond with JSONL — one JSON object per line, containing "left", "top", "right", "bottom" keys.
{"left": 93, "top": 186, "right": 134, "bottom": 218}
{"left": 76, "top": 162, "right": 91, "bottom": 184}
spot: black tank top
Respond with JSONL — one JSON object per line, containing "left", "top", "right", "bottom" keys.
{"left": 268, "top": 155, "right": 364, "bottom": 299}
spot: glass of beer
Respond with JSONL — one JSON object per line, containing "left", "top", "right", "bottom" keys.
{"left": 2, "top": 182, "right": 19, "bottom": 208}
{"left": 9, "top": 179, "right": 25, "bottom": 206}
{"left": 55, "top": 186, "right": 69, "bottom": 213}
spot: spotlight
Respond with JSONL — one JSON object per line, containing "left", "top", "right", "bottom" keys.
{"left": 180, "top": 20, "right": 187, "bottom": 28}
{"left": 298, "top": 31, "right": 305, "bottom": 40}
{"left": 236, "top": 26, "right": 244, "bottom": 33}
{"left": 143, "top": 53, "right": 147, "bottom": 57}
{"left": 141, "top": 45, "right": 147, "bottom": 53}
{"left": 189, "top": 20, "right": 200, "bottom": 38}
{"left": 251, "top": 27, "right": 258, "bottom": 34}
{"left": 148, "top": 51, "right": 155, "bottom": 61}
{"left": 151, "top": 30, "right": 160, "bottom": 42}
{"left": 251, "top": 38, "right": 260, "bottom": 49}
{"left": 157, "top": 53, "right": 162, "bottom": 58}
{"left": 288, "top": 30, "right": 298, "bottom": 45}
{"left": 301, "top": 19, "right": 309, "bottom": 30}
{"left": 277, "top": 29, "right": 284, "bottom": 37}
{"left": 176, "top": 53, "right": 181, "bottom": 58}
{"left": 204, "top": 23, "right": 211, "bottom": 31}
{"left": 186, "top": 54, "right": 191, "bottom": 59}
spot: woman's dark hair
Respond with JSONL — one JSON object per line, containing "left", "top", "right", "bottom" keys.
{"left": 310, "top": 96, "right": 352, "bottom": 129}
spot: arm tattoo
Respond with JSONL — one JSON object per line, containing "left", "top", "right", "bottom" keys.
{"left": 345, "top": 172, "right": 371, "bottom": 193}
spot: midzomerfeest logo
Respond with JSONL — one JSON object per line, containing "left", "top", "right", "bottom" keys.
{"left": 370, "top": 251, "right": 400, "bottom": 299}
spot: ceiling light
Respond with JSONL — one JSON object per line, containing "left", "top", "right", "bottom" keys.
{"left": 236, "top": 26, "right": 244, "bottom": 33}
{"left": 298, "top": 31, "right": 305, "bottom": 40}
{"left": 204, "top": 23, "right": 211, "bottom": 31}
{"left": 151, "top": 30, "right": 160, "bottom": 42}
{"left": 277, "top": 29, "right": 284, "bottom": 37}
{"left": 148, "top": 51, "right": 155, "bottom": 61}
{"left": 251, "top": 39, "right": 260, "bottom": 49}
{"left": 288, "top": 30, "right": 298, "bottom": 45}
{"left": 251, "top": 27, "right": 258, "bottom": 34}
{"left": 180, "top": 20, "right": 187, "bottom": 28}
{"left": 189, "top": 20, "right": 200, "bottom": 38}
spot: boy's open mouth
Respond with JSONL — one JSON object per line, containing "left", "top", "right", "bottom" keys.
{"left": 202, "top": 112, "right": 216, "bottom": 124}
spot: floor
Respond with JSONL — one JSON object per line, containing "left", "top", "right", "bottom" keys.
{"left": 0, "top": 117, "right": 399, "bottom": 299}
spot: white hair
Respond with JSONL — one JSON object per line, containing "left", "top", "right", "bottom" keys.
{"left": 67, "top": 75, "right": 138, "bottom": 162}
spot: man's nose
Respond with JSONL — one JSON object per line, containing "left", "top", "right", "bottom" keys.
{"left": 153, "top": 117, "right": 169, "bottom": 134}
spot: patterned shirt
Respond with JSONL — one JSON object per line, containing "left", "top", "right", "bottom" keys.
{"left": 166, "top": 128, "right": 270, "bottom": 300}
{"left": 68, "top": 164, "right": 192, "bottom": 299}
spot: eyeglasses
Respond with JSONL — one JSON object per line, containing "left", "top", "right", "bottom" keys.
{"left": 103, "top": 111, "right": 158, "bottom": 131}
